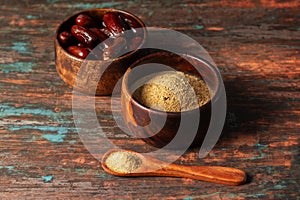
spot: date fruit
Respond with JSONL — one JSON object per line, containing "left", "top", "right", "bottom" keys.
{"left": 103, "top": 37, "right": 127, "bottom": 60}
{"left": 67, "top": 46, "right": 90, "bottom": 59}
{"left": 71, "top": 25, "right": 98, "bottom": 47}
{"left": 90, "top": 27, "right": 112, "bottom": 48}
{"left": 75, "top": 14, "right": 97, "bottom": 28}
{"left": 90, "top": 28, "right": 109, "bottom": 42}
{"left": 100, "top": 28, "right": 113, "bottom": 37}
{"left": 59, "top": 11, "right": 144, "bottom": 60}
{"left": 58, "top": 31, "right": 74, "bottom": 46}
{"left": 123, "top": 15, "right": 141, "bottom": 29}
{"left": 122, "top": 14, "right": 143, "bottom": 36}
{"left": 103, "top": 12, "right": 128, "bottom": 36}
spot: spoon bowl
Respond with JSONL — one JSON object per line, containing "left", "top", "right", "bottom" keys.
{"left": 102, "top": 149, "right": 247, "bottom": 186}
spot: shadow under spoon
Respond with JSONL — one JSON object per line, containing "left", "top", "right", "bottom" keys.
{"left": 101, "top": 149, "right": 247, "bottom": 186}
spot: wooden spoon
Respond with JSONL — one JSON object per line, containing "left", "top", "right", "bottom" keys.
{"left": 101, "top": 149, "right": 247, "bottom": 186}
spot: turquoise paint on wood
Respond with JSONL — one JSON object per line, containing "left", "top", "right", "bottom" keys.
{"left": 0, "top": 166, "right": 23, "bottom": 176}
{"left": 0, "top": 103, "right": 72, "bottom": 122}
{"left": 9, "top": 125, "right": 70, "bottom": 133}
{"left": 0, "top": 62, "right": 35, "bottom": 73}
{"left": 259, "top": 166, "right": 275, "bottom": 175}
{"left": 26, "top": 15, "right": 38, "bottom": 19}
{"left": 74, "top": 168, "right": 86, "bottom": 174}
{"left": 192, "top": 25, "right": 204, "bottom": 30}
{"left": 250, "top": 152, "right": 267, "bottom": 160}
{"left": 46, "top": 0, "right": 59, "bottom": 4}
{"left": 273, "top": 184, "right": 286, "bottom": 190}
{"left": 42, "top": 132, "right": 66, "bottom": 143}
{"left": 253, "top": 143, "right": 268, "bottom": 150}
{"left": 0, "top": 103, "right": 78, "bottom": 143}
{"left": 95, "top": 171, "right": 107, "bottom": 178}
{"left": 68, "top": 2, "right": 121, "bottom": 9}
{"left": 148, "top": 11, "right": 153, "bottom": 17}
{"left": 8, "top": 125, "right": 72, "bottom": 143}
{"left": 69, "top": 140, "right": 77, "bottom": 144}
{"left": 41, "top": 175, "right": 54, "bottom": 183}
{"left": 247, "top": 193, "right": 266, "bottom": 198}
{"left": 0, "top": 166, "right": 14, "bottom": 171}
{"left": 11, "top": 42, "right": 30, "bottom": 54}
{"left": 0, "top": 42, "right": 31, "bottom": 54}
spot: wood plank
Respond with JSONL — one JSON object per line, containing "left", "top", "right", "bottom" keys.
{"left": 0, "top": 0, "right": 299, "bottom": 199}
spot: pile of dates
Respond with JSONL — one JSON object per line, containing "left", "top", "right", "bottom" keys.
{"left": 58, "top": 12, "right": 143, "bottom": 60}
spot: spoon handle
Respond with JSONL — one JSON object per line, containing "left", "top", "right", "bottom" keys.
{"left": 158, "top": 164, "right": 246, "bottom": 186}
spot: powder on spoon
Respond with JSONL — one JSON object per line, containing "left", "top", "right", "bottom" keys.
{"left": 105, "top": 151, "right": 142, "bottom": 174}
{"left": 133, "top": 71, "right": 210, "bottom": 112}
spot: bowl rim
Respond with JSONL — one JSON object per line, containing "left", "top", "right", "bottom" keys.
{"left": 55, "top": 8, "right": 147, "bottom": 62}
{"left": 122, "top": 51, "right": 223, "bottom": 116}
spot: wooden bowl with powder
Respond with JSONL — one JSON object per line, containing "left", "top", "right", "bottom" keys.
{"left": 121, "top": 51, "right": 222, "bottom": 149}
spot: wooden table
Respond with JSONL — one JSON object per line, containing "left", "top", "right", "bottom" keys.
{"left": 0, "top": 0, "right": 299, "bottom": 199}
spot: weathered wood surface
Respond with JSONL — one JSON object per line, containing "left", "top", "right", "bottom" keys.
{"left": 0, "top": 0, "right": 299, "bottom": 199}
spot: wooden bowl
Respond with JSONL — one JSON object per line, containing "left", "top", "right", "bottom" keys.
{"left": 121, "top": 51, "right": 222, "bottom": 149}
{"left": 55, "top": 8, "right": 147, "bottom": 95}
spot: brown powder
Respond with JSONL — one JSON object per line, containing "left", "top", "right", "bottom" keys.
{"left": 133, "top": 71, "right": 210, "bottom": 112}
{"left": 105, "top": 151, "right": 142, "bottom": 174}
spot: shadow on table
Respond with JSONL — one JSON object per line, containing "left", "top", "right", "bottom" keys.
{"left": 219, "top": 74, "right": 287, "bottom": 141}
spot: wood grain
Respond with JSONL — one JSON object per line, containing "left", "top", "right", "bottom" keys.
{"left": 0, "top": 0, "right": 299, "bottom": 199}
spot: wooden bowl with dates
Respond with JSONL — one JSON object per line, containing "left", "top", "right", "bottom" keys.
{"left": 55, "top": 8, "right": 147, "bottom": 95}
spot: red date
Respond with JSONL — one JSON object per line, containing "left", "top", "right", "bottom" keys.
{"left": 71, "top": 25, "right": 98, "bottom": 47}
{"left": 122, "top": 14, "right": 143, "bottom": 36}
{"left": 60, "top": 11, "right": 143, "bottom": 60}
{"left": 100, "top": 28, "right": 113, "bottom": 37}
{"left": 90, "top": 28, "right": 109, "bottom": 42}
{"left": 90, "top": 27, "right": 112, "bottom": 48}
{"left": 122, "top": 14, "right": 141, "bottom": 29}
{"left": 67, "top": 46, "right": 90, "bottom": 59}
{"left": 75, "top": 14, "right": 97, "bottom": 27}
{"left": 58, "top": 31, "right": 74, "bottom": 46}
{"left": 103, "top": 37, "right": 127, "bottom": 60}
{"left": 103, "top": 12, "right": 128, "bottom": 36}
